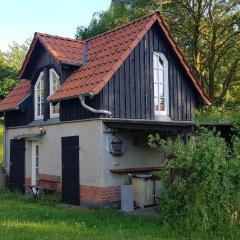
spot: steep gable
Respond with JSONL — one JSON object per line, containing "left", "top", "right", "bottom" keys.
{"left": 19, "top": 33, "right": 85, "bottom": 78}
{"left": 48, "top": 12, "right": 211, "bottom": 105}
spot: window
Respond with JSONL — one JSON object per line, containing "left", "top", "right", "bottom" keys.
{"left": 153, "top": 52, "right": 169, "bottom": 118}
{"left": 34, "top": 72, "right": 44, "bottom": 119}
{"left": 49, "top": 69, "right": 60, "bottom": 118}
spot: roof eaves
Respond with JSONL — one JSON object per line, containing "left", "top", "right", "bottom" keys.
{"left": 0, "top": 107, "right": 19, "bottom": 113}
{"left": 60, "top": 61, "right": 82, "bottom": 67}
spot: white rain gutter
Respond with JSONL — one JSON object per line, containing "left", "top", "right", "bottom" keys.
{"left": 79, "top": 95, "right": 112, "bottom": 116}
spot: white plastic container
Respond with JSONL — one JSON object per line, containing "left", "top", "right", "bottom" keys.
{"left": 121, "top": 184, "right": 134, "bottom": 212}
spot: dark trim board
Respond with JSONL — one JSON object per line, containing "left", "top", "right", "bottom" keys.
{"left": 103, "top": 119, "right": 195, "bottom": 133}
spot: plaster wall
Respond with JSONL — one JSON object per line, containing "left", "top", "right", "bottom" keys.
{"left": 5, "top": 120, "right": 103, "bottom": 187}
{"left": 5, "top": 119, "right": 164, "bottom": 190}
{"left": 100, "top": 124, "right": 165, "bottom": 186}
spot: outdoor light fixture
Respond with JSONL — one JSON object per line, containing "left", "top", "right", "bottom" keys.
{"left": 110, "top": 137, "right": 125, "bottom": 156}
{"left": 39, "top": 126, "right": 46, "bottom": 135}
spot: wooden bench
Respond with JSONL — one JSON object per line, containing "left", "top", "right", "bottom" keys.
{"left": 25, "top": 174, "right": 60, "bottom": 198}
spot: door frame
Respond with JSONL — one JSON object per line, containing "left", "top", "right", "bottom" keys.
{"left": 31, "top": 141, "right": 40, "bottom": 187}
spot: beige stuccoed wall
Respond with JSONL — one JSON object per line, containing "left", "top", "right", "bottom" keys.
{"left": 5, "top": 120, "right": 103, "bottom": 187}
{"left": 5, "top": 119, "right": 164, "bottom": 189}
{"left": 100, "top": 123, "right": 165, "bottom": 187}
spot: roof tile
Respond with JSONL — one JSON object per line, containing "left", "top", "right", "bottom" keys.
{"left": 8, "top": 12, "right": 210, "bottom": 111}
{"left": 38, "top": 34, "right": 85, "bottom": 65}
{"left": 48, "top": 12, "right": 211, "bottom": 104}
{"left": 0, "top": 79, "right": 31, "bottom": 112}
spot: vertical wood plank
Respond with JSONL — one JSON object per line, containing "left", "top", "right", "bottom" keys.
{"left": 124, "top": 58, "right": 131, "bottom": 118}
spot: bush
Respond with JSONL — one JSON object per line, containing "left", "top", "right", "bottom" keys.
{"left": 148, "top": 129, "right": 240, "bottom": 235}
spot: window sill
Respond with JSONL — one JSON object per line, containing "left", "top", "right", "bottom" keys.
{"left": 155, "top": 115, "right": 171, "bottom": 121}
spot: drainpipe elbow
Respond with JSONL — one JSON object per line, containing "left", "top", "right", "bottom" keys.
{"left": 79, "top": 95, "right": 112, "bottom": 116}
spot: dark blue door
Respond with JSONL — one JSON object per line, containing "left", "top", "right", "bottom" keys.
{"left": 61, "top": 136, "right": 80, "bottom": 205}
{"left": 9, "top": 138, "right": 25, "bottom": 193}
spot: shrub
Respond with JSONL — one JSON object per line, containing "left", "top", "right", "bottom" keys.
{"left": 148, "top": 129, "right": 240, "bottom": 235}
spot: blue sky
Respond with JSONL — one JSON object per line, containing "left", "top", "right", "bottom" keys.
{"left": 0, "top": 0, "right": 111, "bottom": 51}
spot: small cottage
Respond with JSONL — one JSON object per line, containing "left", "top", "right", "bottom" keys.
{"left": 0, "top": 12, "right": 210, "bottom": 206}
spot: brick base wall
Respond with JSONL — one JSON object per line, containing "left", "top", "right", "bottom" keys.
{"left": 80, "top": 185, "right": 121, "bottom": 204}
{"left": 9, "top": 174, "right": 121, "bottom": 205}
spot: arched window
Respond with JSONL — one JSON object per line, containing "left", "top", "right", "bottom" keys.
{"left": 49, "top": 69, "right": 60, "bottom": 118}
{"left": 153, "top": 52, "right": 169, "bottom": 119}
{"left": 34, "top": 71, "right": 44, "bottom": 119}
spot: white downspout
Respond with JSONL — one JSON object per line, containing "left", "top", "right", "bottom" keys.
{"left": 79, "top": 95, "right": 112, "bottom": 116}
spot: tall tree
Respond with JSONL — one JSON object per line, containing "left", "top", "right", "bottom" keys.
{"left": 76, "top": 0, "right": 240, "bottom": 103}
{"left": 0, "top": 39, "right": 30, "bottom": 99}
{"left": 161, "top": 0, "right": 240, "bottom": 102}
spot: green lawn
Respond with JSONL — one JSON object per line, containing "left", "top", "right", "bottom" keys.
{"left": 0, "top": 190, "right": 238, "bottom": 240}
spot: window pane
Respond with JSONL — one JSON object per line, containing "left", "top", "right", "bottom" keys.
{"left": 38, "top": 103, "right": 40, "bottom": 115}
{"left": 154, "top": 97, "right": 159, "bottom": 111}
{"left": 159, "top": 98, "right": 165, "bottom": 111}
{"left": 41, "top": 103, "right": 44, "bottom": 115}
{"left": 50, "top": 70, "right": 60, "bottom": 117}
{"left": 158, "top": 69, "right": 164, "bottom": 84}
{"left": 154, "top": 83, "right": 159, "bottom": 98}
{"left": 153, "top": 54, "right": 159, "bottom": 68}
{"left": 36, "top": 145, "right": 39, "bottom": 157}
{"left": 153, "top": 53, "right": 168, "bottom": 115}
{"left": 52, "top": 103, "right": 60, "bottom": 114}
{"left": 159, "top": 56, "right": 164, "bottom": 68}
{"left": 159, "top": 84, "right": 164, "bottom": 98}
{"left": 154, "top": 69, "right": 158, "bottom": 83}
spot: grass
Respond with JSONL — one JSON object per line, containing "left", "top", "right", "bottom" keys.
{"left": 0, "top": 190, "right": 239, "bottom": 240}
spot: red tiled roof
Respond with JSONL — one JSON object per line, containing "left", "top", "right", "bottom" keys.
{"left": 48, "top": 12, "right": 211, "bottom": 105}
{"left": 19, "top": 33, "right": 85, "bottom": 78}
{"left": 0, "top": 79, "right": 31, "bottom": 112}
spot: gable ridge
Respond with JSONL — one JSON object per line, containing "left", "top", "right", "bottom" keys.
{"left": 86, "top": 12, "right": 156, "bottom": 42}
{"left": 35, "top": 32, "right": 85, "bottom": 43}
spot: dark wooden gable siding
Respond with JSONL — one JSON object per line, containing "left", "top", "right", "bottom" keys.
{"left": 5, "top": 42, "right": 77, "bottom": 128}
{"left": 60, "top": 22, "right": 200, "bottom": 122}
{"left": 99, "top": 23, "right": 197, "bottom": 121}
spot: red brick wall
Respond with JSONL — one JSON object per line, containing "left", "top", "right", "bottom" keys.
{"left": 14, "top": 174, "right": 121, "bottom": 204}
{"left": 80, "top": 185, "right": 121, "bottom": 203}
{"left": 25, "top": 177, "right": 31, "bottom": 186}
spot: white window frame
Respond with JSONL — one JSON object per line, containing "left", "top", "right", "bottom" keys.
{"left": 49, "top": 68, "right": 60, "bottom": 118}
{"left": 34, "top": 71, "right": 44, "bottom": 120}
{"left": 153, "top": 52, "right": 169, "bottom": 119}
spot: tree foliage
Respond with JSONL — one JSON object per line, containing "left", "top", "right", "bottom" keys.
{"left": 148, "top": 129, "right": 240, "bottom": 235}
{"left": 76, "top": 0, "right": 240, "bottom": 103}
{"left": 161, "top": 0, "right": 240, "bottom": 102}
{"left": 75, "top": 0, "right": 157, "bottom": 40}
{"left": 0, "top": 40, "right": 30, "bottom": 99}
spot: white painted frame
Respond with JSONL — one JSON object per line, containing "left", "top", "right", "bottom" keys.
{"left": 34, "top": 71, "right": 44, "bottom": 120}
{"left": 153, "top": 52, "right": 169, "bottom": 118}
{"left": 49, "top": 68, "right": 60, "bottom": 118}
{"left": 31, "top": 141, "right": 40, "bottom": 189}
